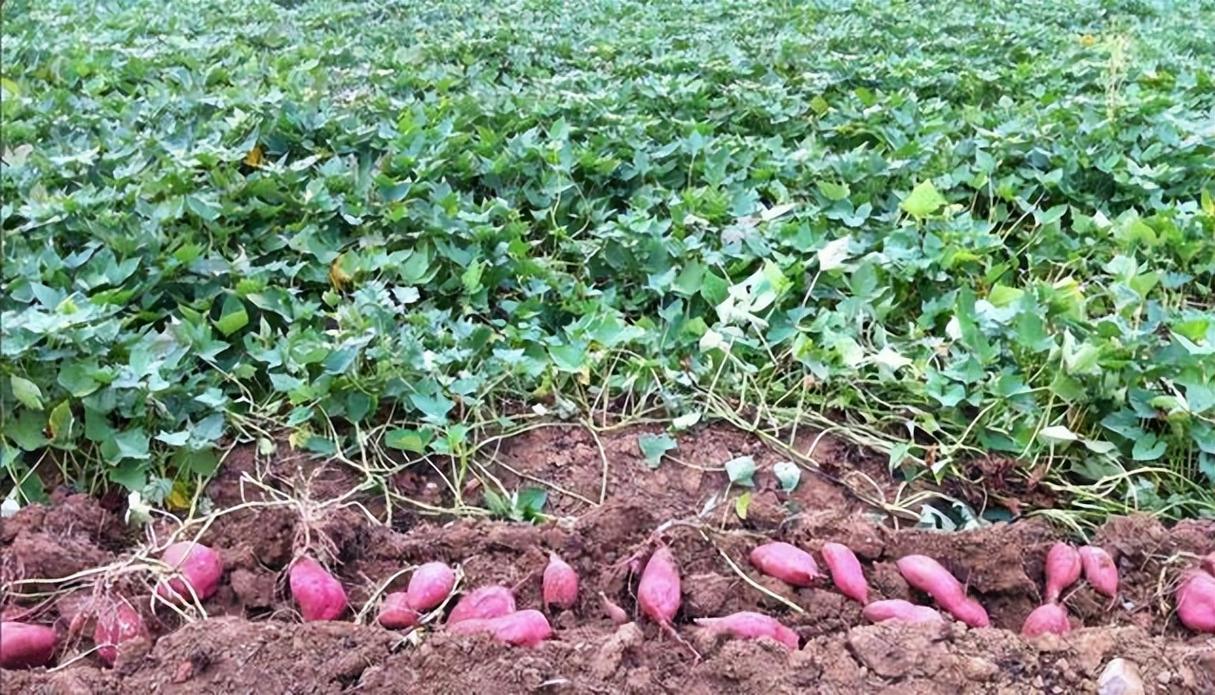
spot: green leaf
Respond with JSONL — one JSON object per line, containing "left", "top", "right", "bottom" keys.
{"left": 409, "top": 392, "right": 454, "bottom": 422}
{"left": 773, "top": 461, "right": 801, "bottom": 492}
{"left": 385, "top": 428, "right": 431, "bottom": 453}
{"left": 1132, "top": 433, "right": 1167, "bottom": 461}
{"left": 900, "top": 180, "right": 947, "bottom": 219}
{"left": 734, "top": 491, "right": 752, "bottom": 520}
{"left": 9, "top": 411, "right": 48, "bottom": 450}
{"left": 10, "top": 376, "right": 43, "bottom": 411}
{"left": 175, "top": 448, "right": 220, "bottom": 475}
{"left": 724, "top": 455, "right": 756, "bottom": 487}
{"left": 817, "top": 180, "right": 850, "bottom": 201}
{"left": 109, "top": 460, "right": 146, "bottom": 492}
{"left": 58, "top": 362, "right": 100, "bottom": 397}
{"left": 156, "top": 430, "right": 191, "bottom": 447}
{"left": 516, "top": 487, "right": 548, "bottom": 521}
{"left": 346, "top": 392, "right": 372, "bottom": 422}
{"left": 1185, "top": 383, "right": 1215, "bottom": 414}
{"left": 638, "top": 433, "right": 677, "bottom": 469}
{"left": 215, "top": 295, "right": 249, "bottom": 336}
{"left": 48, "top": 400, "right": 75, "bottom": 444}
{"left": 548, "top": 342, "right": 586, "bottom": 372}
{"left": 113, "top": 428, "right": 150, "bottom": 460}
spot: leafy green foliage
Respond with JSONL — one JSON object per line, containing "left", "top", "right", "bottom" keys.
{"left": 1, "top": 0, "right": 1213, "bottom": 518}
{"left": 638, "top": 433, "right": 678, "bottom": 469}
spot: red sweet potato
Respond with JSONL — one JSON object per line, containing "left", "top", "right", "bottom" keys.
{"left": 599, "top": 592, "right": 629, "bottom": 625}
{"left": 695, "top": 611, "right": 799, "bottom": 650}
{"left": 94, "top": 599, "right": 148, "bottom": 667}
{"left": 377, "top": 592, "right": 419, "bottom": 629}
{"left": 638, "top": 546, "right": 681, "bottom": 626}
{"left": 1021, "top": 603, "right": 1071, "bottom": 637}
{"left": 289, "top": 556, "right": 348, "bottom": 622}
{"left": 447, "top": 609, "right": 552, "bottom": 647}
{"left": 896, "top": 555, "right": 989, "bottom": 628}
{"left": 749, "top": 542, "right": 819, "bottom": 587}
{"left": 543, "top": 553, "right": 579, "bottom": 611}
{"left": 821, "top": 542, "right": 869, "bottom": 604}
{"left": 0, "top": 622, "right": 57, "bottom": 669}
{"left": 861, "top": 599, "right": 945, "bottom": 625}
{"left": 1044, "top": 542, "right": 1081, "bottom": 603}
{"left": 405, "top": 562, "right": 455, "bottom": 612}
{"left": 1078, "top": 546, "right": 1118, "bottom": 598}
{"left": 447, "top": 586, "right": 516, "bottom": 624}
{"left": 156, "top": 541, "right": 223, "bottom": 603}
{"left": 1176, "top": 571, "right": 1215, "bottom": 634}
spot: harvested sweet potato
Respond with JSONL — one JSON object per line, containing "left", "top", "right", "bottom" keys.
{"left": 695, "top": 611, "right": 799, "bottom": 650}
{"left": 750, "top": 542, "right": 820, "bottom": 587}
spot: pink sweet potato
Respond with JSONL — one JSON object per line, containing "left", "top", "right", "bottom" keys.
{"left": 694, "top": 611, "right": 799, "bottom": 650}
{"left": 289, "top": 556, "right": 348, "bottom": 622}
{"left": 94, "top": 599, "right": 148, "bottom": 667}
{"left": 599, "top": 592, "right": 629, "bottom": 625}
{"left": 821, "top": 542, "right": 869, "bottom": 605}
{"left": 0, "top": 622, "right": 57, "bottom": 669}
{"left": 1078, "top": 546, "right": 1118, "bottom": 598}
{"left": 543, "top": 553, "right": 578, "bottom": 611}
{"left": 1044, "top": 542, "right": 1081, "bottom": 603}
{"left": 405, "top": 562, "right": 455, "bottom": 612}
{"left": 447, "top": 585, "right": 516, "bottom": 624}
{"left": 750, "top": 542, "right": 819, "bottom": 587}
{"left": 447, "top": 609, "right": 552, "bottom": 647}
{"left": 377, "top": 592, "right": 419, "bottom": 629}
{"left": 1021, "top": 603, "right": 1071, "bottom": 637}
{"left": 896, "top": 555, "right": 989, "bottom": 628}
{"left": 861, "top": 599, "right": 945, "bottom": 625}
{"left": 1176, "top": 571, "right": 1215, "bottom": 634}
{"left": 156, "top": 541, "right": 223, "bottom": 603}
{"left": 638, "top": 546, "right": 681, "bottom": 626}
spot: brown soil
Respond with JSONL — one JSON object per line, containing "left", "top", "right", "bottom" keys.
{"left": 2, "top": 423, "right": 1213, "bottom": 694}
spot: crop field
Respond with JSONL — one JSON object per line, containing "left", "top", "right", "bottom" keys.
{"left": 1, "top": 0, "right": 1214, "bottom": 691}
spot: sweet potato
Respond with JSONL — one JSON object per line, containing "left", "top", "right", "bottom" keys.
{"left": 599, "top": 591, "right": 629, "bottom": 625}
{"left": 1044, "top": 542, "right": 1081, "bottom": 603}
{"left": 638, "top": 546, "right": 681, "bottom": 626}
{"left": 156, "top": 541, "right": 223, "bottom": 603}
{"left": 750, "top": 542, "right": 819, "bottom": 587}
{"left": 447, "top": 609, "right": 552, "bottom": 647}
{"left": 695, "top": 611, "right": 799, "bottom": 650}
{"left": 94, "top": 599, "right": 148, "bottom": 667}
{"left": 861, "top": 599, "right": 945, "bottom": 625}
{"left": 289, "top": 556, "right": 348, "bottom": 622}
{"left": 377, "top": 592, "right": 419, "bottom": 629}
{"left": 896, "top": 555, "right": 989, "bottom": 628}
{"left": 447, "top": 585, "right": 516, "bottom": 624}
{"left": 1176, "top": 571, "right": 1215, "bottom": 634}
{"left": 543, "top": 553, "right": 578, "bottom": 611}
{"left": 0, "top": 622, "right": 57, "bottom": 669}
{"left": 821, "top": 542, "right": 869, "bottom": 604}
{"left": 1021, "top": 603, "right": 1071, "bottom": 637}
{"left": 405, "top": 562, "right": 455, "bottom": 612}
{"left": 1078, "top": 546, "right": 1118, "bottom": 598}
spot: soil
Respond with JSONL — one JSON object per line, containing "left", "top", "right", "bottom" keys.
{"left": 2, "top": 423, "right": 1213, "bottom": 694}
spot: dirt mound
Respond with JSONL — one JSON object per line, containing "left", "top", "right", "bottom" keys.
{"left": 4, "top": 618, "right": 1210, "bottom": 694}
{"left": 2, "top": 424, "right": 1213, "bottom": 692}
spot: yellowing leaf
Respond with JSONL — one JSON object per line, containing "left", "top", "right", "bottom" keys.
{"left": 734, "top": 491, "right": 752, "bottom": 520}
{"left": 900, "top": 180, "right": 947, "bottom": 219}
{"left": 166, "top": 481, "right": 193, "bottom": 510}
{"left": 243, "top": 144, "right": 264, "bottom": 167}
{"left": 329, "top": 253, "right": 354, "bottom": 291}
